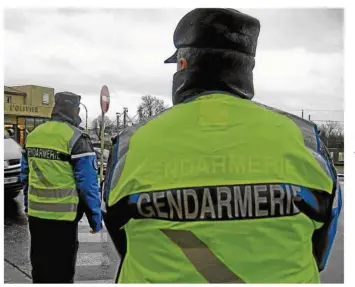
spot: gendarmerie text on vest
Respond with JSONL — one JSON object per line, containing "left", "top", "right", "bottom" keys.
{"left": 133, "top": 184, "right": 301, "bottom": 221}
{"left": 27, "top": 147, "right": 64, "bottom": 161}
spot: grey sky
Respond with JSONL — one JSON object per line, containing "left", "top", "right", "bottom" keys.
{"left": 4, "top": 8, "right": 344, "bottom": 125}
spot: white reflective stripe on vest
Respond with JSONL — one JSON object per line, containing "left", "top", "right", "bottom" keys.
{"left": 29, "top": 200, "right": 78, "bottom": 212}
{"left": 71, "top": 152, "right": 96, "bottom": 159}
{"left": 29, "top": 186, "right": 78, "bottom": 198}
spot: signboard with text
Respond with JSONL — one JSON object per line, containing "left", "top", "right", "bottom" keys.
{"left": 4, "top": 104, "right": 53, "bottom": 117}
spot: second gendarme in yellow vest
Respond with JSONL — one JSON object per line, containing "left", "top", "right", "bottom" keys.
{"left": 103, "top": 93, "right": 339, "bottom": 283}
{"left": 25, "top": 120, "right": 83, "bottom": 221}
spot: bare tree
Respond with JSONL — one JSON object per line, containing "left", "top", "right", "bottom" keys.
{"left": 137, "top": 95, "right": 168, "bottom": 122}
{"left": 91, "top": 116, "right": 114, "bottom": 138}
{"left": 318, "top": 121, "right": 344, "bottom": 148}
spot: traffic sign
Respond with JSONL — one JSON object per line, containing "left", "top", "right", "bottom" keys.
{"left": 100, "top": 85, "right": 110, "bottom": 114}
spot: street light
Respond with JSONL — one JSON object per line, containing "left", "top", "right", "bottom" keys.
{"left": 80, "top": 102, "right": 88, "bottom": 133}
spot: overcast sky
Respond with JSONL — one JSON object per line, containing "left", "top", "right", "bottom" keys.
{"left": 4, "top": 8, "right": 344, "bottom": 126}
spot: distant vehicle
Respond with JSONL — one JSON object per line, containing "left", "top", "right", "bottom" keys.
{"left": 92, "top": 140, "right": 112, "bottom": 150}
{"left": 94, "top": 147, "right": 109, "bottom": 176}
{"left": 92, "top": 141, "right": 101, "bottom": 149}
{"left": 4, "top": 129, "right": 22, "bottom": 198}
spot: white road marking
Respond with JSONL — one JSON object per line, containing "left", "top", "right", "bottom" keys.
{"left": 79, "top": 216, "right": 105, "bottom": 227}
{"left": 79, "top": 216, "right": 90, "bottom": 226}
{"left": 79, "top": 232, "right": 108, "bottom": 243}
{"left": 74, "top": 213, "right": 115, "bottom": 282}
{"left": 76, "top": 253, "right": 110, "bottom": 266}
{"left": 76, "top": 279, "right": 113, "bottom": 284}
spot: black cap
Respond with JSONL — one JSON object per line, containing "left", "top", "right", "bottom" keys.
{"left": 51, "top": 91, "right": 82, "bottom": 126}
{"left": 164, "top": 8, "right": 260, "bottom": 64}
{"left": 54, "top": 92, "right": 81, "bottom": 108}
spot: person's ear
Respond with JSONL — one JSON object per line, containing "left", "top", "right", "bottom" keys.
{"left": 177, "top": 57, "right": 188, "bottom": 71}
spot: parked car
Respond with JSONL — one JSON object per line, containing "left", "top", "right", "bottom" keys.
{"left": 94, "top": 147, "right": 109, "bottom": 176}
{"left": 4, "top": 129, "right": 22, "bottom": 198}
{"left": 92, "top": 140, "right": 112, "bottom": 150}
{"left": 92, "top": 141, "right": 101, "bottom": 149}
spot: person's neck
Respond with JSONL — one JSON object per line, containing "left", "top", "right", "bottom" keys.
{"left": 172, "top": 66, "right": 254, "bottom": 105}
{"left": 51, "top": 110, "right": 79, "bottom": 127}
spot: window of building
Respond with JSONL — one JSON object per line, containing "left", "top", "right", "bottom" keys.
{"left": 26, "top": 118, "right": 35, "bottom": 134}
{"left": 330, "top": 152, "right": 334, "bottom": 159}
{"left": 42, "top": 93, "right": 49, "bottom": 105}
{"left": 34, "top": 118, "right": 44, "bottom": 128}
{"left": 15, "top": 117, "right": 50, "bottom": 145}
{"left": 338, "top": 152, "right": 344, "bottom": 162}
{"left": 4, "top": 96, "right": 11, "bottom": 103}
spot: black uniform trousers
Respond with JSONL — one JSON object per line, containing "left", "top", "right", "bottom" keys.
{"left": 28, "top": 216, "right": 79, "bottom": 283}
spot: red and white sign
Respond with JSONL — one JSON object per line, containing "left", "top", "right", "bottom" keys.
{"left": 100, "top": 85, "right": 110, "bottom": 114}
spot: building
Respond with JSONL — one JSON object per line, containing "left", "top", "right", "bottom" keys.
{"left": 4, "top": 85, "right": 55, "bottom": 145}
{"left": 328, "top": 148, "right": 344, "bottom": 166}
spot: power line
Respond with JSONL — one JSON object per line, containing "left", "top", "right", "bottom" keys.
{"left": 286, "top": 109, "right": 344, "bottom": 112}
{"left": 308, "top": 110, "right": 343, "bottom": 112}
{"left": 312, "top": 120, "right": 344, "bottom": 122}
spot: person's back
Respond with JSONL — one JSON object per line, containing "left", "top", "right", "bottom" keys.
{"left": 103, "top": 8, "right": 341, "bottom": 283}
{"left": 105, "top": 92, "right": 335, "bottom": 283}
{"left": 26, "top": 121, "right": 80, "bottom": 213}
{"left": 21, "top": 92, "right": 102, "bottom": 283}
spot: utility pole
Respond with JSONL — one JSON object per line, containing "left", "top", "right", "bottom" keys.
{"left": 302, "top": 109, "right": 304, "bottom": 119}
{"left": 116, "top": 112, "right": 121, "bottom": 133}
{"left": 308, "top": 114, "right": 311, "bottom": 121}
{"left": 123, "top": 107, "right": 128, "bottom": 128}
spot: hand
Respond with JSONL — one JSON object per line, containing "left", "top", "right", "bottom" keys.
{"left": 24, "top": 212, "right": 28, "bottom": 219}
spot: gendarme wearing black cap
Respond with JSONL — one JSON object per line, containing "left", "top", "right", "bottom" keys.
{"left": 164, "top": 8, "right": 260, "bottom": 105}
{"left": 51, "top": 91, "right": 82, "bottom": 127}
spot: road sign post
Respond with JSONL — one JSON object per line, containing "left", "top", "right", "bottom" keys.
{"left": 100, "top": 111, "right": 105, "bottom": 183}
{"left": 100, "top": 85, "right": 110, "bottom": 185}
{"left": 99, "top": 86, "right": 110, "bottom": 256}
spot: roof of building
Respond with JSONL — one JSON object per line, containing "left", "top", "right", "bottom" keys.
{"left": 11, "top": 84, "right": 55, "bottom": 91}
{"left": 4, "top": 86, "right": 27, "bottom": 96}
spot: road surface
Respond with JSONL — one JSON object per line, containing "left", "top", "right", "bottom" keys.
{"left": 4, "top": 183, "right": 344, "bottom": 283}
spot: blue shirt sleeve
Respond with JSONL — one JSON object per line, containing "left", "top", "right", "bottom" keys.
{"left": 71, "top": 135, "right": 102, "bottom": 233}
{"left": 20, "top": 147, "right": 29, "bottom": 213}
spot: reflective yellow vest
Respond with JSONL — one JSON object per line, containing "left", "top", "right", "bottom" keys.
{"left": 105, "top": 93, "right": 334, "bottom": 283}
{"left": 26, "top": 121, "right": 82, "bottom": 221}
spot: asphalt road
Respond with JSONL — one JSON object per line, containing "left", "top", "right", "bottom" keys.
{"left": 4, "top": 184, "right": 344, "bottom": 283}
